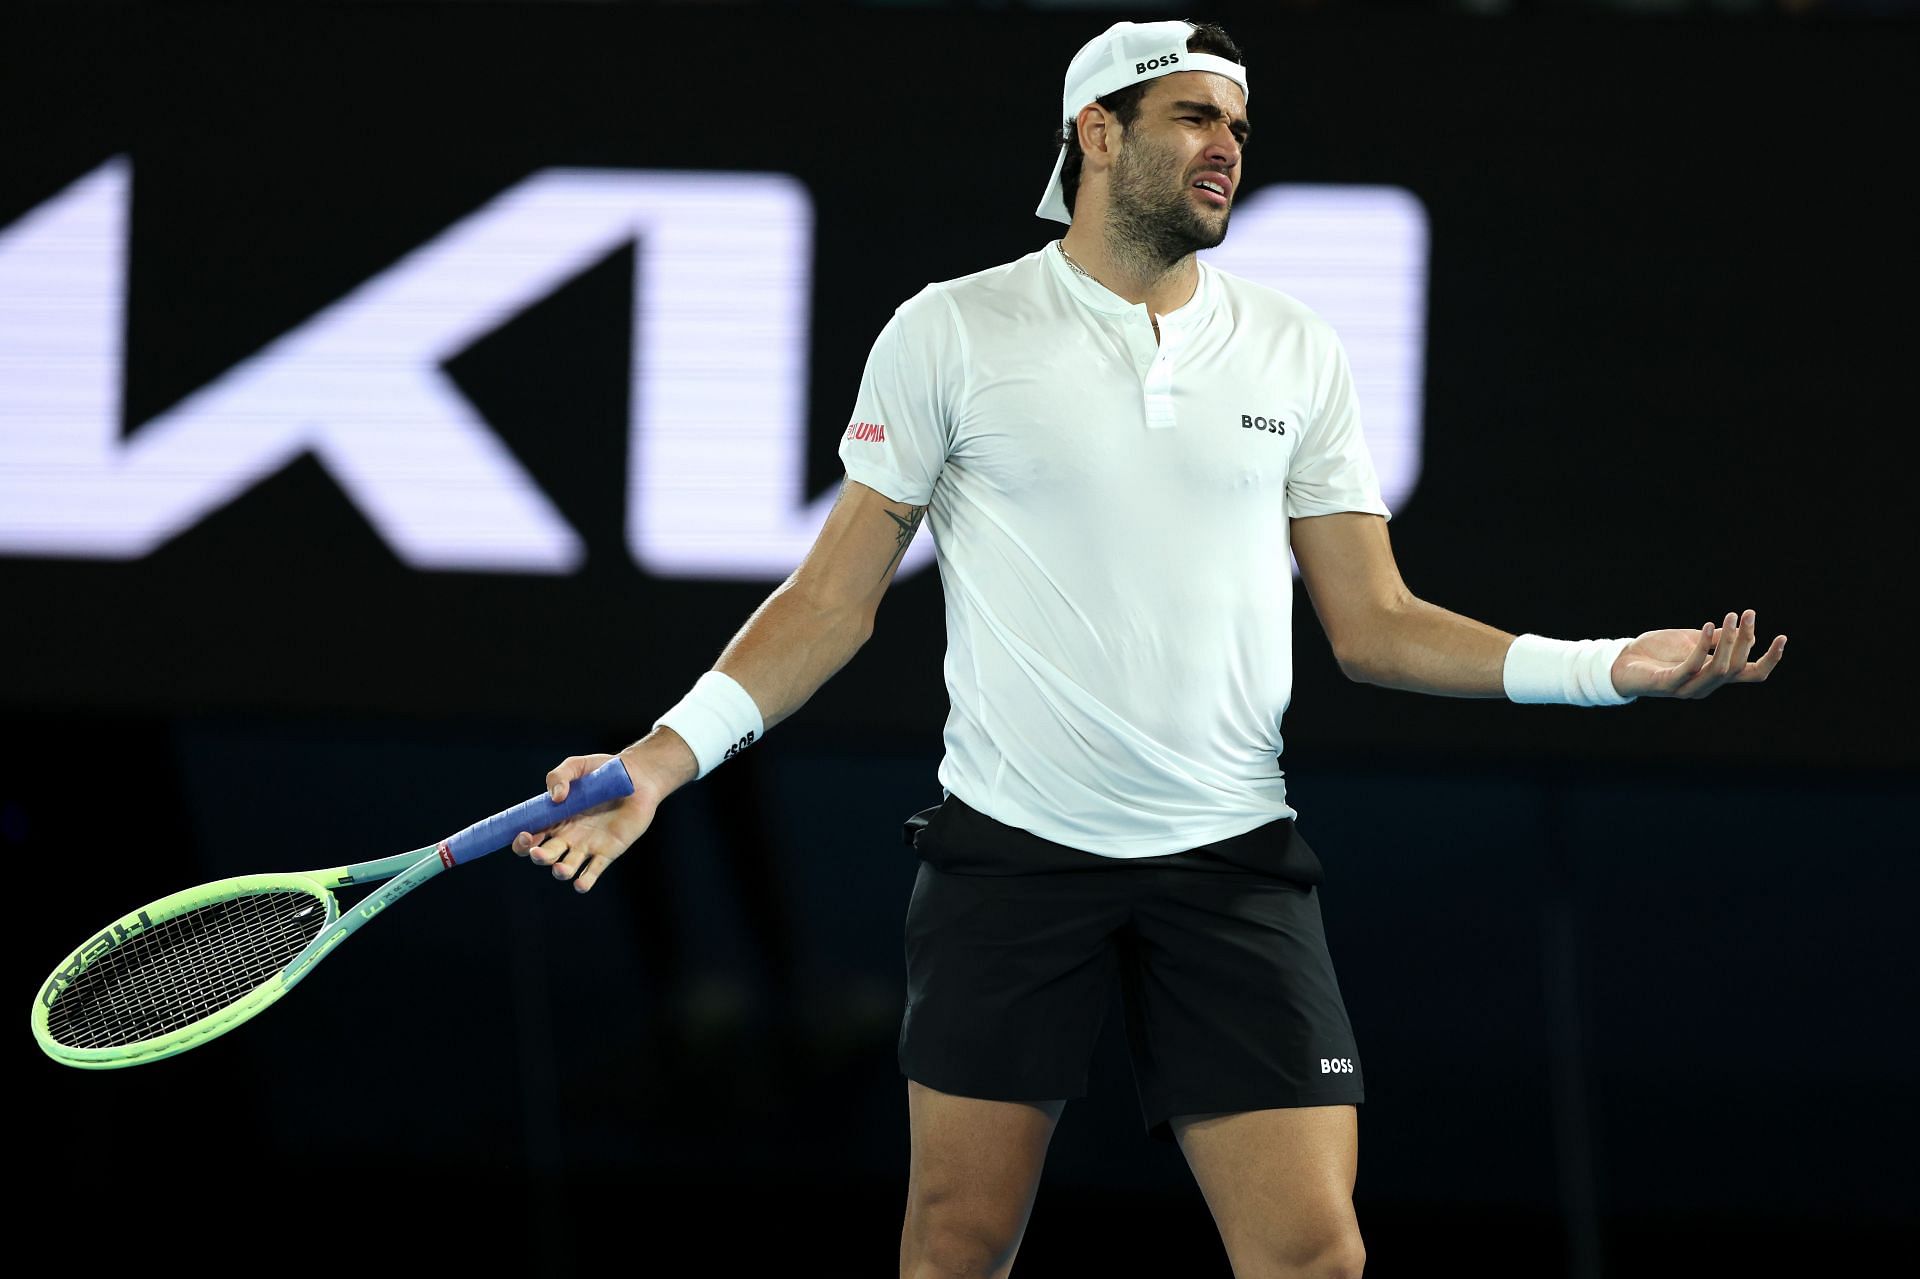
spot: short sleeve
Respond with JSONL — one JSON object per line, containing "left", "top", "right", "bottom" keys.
{"left": 1286, "top": 329, "right": 1393, "bottom": 521}
{"left": 836, "top": 286, "right": 964, "bottom": 506}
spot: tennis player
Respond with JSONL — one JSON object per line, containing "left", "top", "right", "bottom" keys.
{"left": 514, "top": 19, "right": 1786, "bottom": 1279}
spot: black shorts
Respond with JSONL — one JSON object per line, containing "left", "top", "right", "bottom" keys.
{"left": 898, "top": 793, "right": 1364, "bottom": 1144}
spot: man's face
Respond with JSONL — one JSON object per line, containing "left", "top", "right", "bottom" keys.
{"left": 1106, "top": 72, "right": 1249, "bottom": 263}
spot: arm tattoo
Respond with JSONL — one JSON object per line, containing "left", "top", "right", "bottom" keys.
{"left": 880, "top": 506, "right": 928, "bottom": 584}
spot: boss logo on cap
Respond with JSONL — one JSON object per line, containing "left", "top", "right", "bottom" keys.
{"left": 1135, "top": 53, "right": 1180, "bottom": 74}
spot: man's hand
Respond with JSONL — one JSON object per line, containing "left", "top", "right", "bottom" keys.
{"left": 1611, "top": 609, "right": 1787, "bottom": 700}
{"left": 510, "top": 748, "right": 663, "bottom": 893}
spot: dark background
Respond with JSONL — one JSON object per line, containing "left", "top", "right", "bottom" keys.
{"left": 5, "top": 3, "right": 1914, "bottom": 1275}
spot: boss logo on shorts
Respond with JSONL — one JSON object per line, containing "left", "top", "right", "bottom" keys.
{"left": 1136, "top": 53, "right": 1180, "bottom": 74}
{"left": 1242, "top": 415, "right": 1286, "bottom": 435}
{"left": 1321, "top": 1057, "right": 1355, "bottom": 1074}
{"left": 723, "top": 730, "right": 757, "bottom": 761}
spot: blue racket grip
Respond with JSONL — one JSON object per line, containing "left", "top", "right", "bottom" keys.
{"left": 440, "top": 757, "right": 636, "bottom": 866}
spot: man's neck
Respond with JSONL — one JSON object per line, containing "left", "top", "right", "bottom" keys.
{"left": 1059, "top": 225, "right": 1198, "bottom": 320}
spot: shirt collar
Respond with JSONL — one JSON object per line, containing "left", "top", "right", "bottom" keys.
{"left": 1043, "top": 239, "right": 1215, "bottom": 329}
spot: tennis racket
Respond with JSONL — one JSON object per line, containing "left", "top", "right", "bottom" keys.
{"left": 31, "top": 756, "right": 634, "bottom": 1070}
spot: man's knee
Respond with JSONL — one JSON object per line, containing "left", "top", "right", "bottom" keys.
{"left": 900, "top": 1082, "right": 1063, "bottom": 1278}
{"left": 903, "top": 1209, "right": 1022, "bottom": 1279}
{"left": 1244, "top": 1226, "right": 1365, "bottom": 1279}
{"left": 1303, "top": 1230, "right": 1366, "bottom": 1279}
{"left": 909, "top": 1173, "right": 1025, "bottom": 1235}
{"left": 905, "top": 1146, "right": 1053, "bottom": 1276}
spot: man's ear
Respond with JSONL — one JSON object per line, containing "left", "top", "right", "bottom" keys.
{"left": 1077, "top": 103, "right": 1117, "bottom": 169}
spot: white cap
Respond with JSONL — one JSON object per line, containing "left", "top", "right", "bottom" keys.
{"left": 1036, "top": 19, "right": 1250, "bottom": 225}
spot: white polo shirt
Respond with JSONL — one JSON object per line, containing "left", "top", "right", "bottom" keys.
{"left": 838, "top": 241, "right": 1391, "bottom": 858}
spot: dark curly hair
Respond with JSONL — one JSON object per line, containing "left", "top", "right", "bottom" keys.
{"left": 1053, "top": 22, "right": 1245, "bottom": 219}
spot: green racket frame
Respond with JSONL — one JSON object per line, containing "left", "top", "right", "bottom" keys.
{"left": 31, "top": 757, "right": 635, "bottom": 1069}
{"left": 33, "top": 847, "right": 444, "bottom": 1069}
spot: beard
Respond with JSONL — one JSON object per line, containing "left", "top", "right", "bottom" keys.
{"left": 1106, "top": 132, "right": 1230, "bottom": 269}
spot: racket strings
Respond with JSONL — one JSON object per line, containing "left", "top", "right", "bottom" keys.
{"left": 44, "top": 890, "right": 330, "bottom": 1050}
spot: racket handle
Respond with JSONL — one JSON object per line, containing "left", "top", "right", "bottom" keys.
{"left": 440, "top": 757, "right": 636, "bottom": 866}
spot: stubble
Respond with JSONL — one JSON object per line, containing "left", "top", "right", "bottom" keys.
{"left": 1105, "top": 129, "right": 1230, "bottom": 277}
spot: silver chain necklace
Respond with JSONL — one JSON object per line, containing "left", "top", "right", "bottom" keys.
{"left": 1060, "top": 241, "right": 1159, "bottom": 337}
{"left": 1057, "top": 240, "right": 1094, "bottom": 280}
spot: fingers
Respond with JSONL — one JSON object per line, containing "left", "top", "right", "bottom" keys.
{"left": 1725, "top": 610, "right": 1757, "bottom": 674}
{"left": 553, "top": 838, "right": 591, "bottom": 886}
{"left": 525, "top": 828, "right": 572, "bottom": 871}
{"left": 572, "top": 854, "right": 612, "bottom": 894}
{"left": 1676, "top": 614, "right": 1738, "bottom": 698}
{"left": 545, "top": 841, "right": 606, "bottom": 894}
{"left": 1730, "top": 611, "right": 1760, "bottom": 678}
{"left": 1737, "top": 632, "right": 1788, "bottom": 682}
{"left": 1678, "top": 609, "right": 1781, "bottom": 698}
{"left": 514, "top": 754, "right": 613, "bottom": 858}
{"left": 1706, "top": 610, "right": 1757, "bottom": 687}
{"left": 519, "top": 752, "right": 646, "bottom": 891}
{"left": 542, "top": 752, "right": 610, "bottom": 805}
{"left": 1675, "top": 621, "right": 1716, "bottom": 689}
{"left": 521, "top": 824, "right": 622, "bottom": 893}
{"left": 526, "top": 830, "right": 579, "bottom": 875}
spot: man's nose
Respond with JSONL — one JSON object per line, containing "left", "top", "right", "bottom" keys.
{"left": 1204, "top": 127, "right": 1240, "bottom": 169}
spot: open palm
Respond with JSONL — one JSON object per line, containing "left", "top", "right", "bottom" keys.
{"left": 1612, "top": 609, "right": 1787, "bottom": 700}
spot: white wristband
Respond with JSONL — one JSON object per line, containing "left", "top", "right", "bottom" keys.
{"left": 652, "top": 670, "right": 765, "bottom": 779}
{"left": 1503, "top": 634, "right": 1636, "bottom": 706}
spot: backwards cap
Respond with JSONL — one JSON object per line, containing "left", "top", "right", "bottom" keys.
{"left": 1036, "top": 19, "right": 1250, "bottom": 225}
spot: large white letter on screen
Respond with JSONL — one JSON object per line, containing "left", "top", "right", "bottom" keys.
{"left": 0, "top": 160, "right": 817, "bottom": 573}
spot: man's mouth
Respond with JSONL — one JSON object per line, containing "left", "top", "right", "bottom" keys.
{"left": 1191, "top": 176, "right": 1231, "bottom": 207}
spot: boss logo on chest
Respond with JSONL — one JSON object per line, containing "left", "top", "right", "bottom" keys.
{"left": 1241, "top": 414, "right": 1286, "bottom": 435}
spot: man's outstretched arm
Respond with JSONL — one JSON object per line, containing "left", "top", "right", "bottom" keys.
{"left": 1289, "top": 511, "right": 1787, "bottom": 701}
